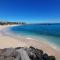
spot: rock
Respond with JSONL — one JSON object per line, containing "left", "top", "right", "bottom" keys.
{"left": 0, "top": 49, "right": 3, "bottom": 55}
{"left": 2, "top": 48, "right": 16, "bottom": 57}
{"left": 30, "top": 46, "right": 36, "bottom": 50}
{"left": 29, "top": 46, "right": 43, "bottom": 55}
{"left": 48, "top": 56, "right": 55, "bottom": 60}
{"left": 0, "top": 56, "right": 4, "bottom": 60}
{"left": 35, "top": 48, "right": 43, "bottom": 55}
{"left": 16, "top": 49, "right": 30, "bottom": 60}
{"left": 0, "top": 47, "right": 56, "bottom": 60}
{"left": 5, "top": 57, "right": 15, "bottom": 60}
{"left": 0, "top": 49, "right": 6, "bottom": 56}
{"left": 15, "top": 47, "right": 22, "bottom": 50}
{"left": 42, "top": 53, "right": 48, "bottom": 60}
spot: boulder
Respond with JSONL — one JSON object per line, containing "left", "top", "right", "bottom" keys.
{"left": 0, "top": 46, "right": 56, "bottom": 60}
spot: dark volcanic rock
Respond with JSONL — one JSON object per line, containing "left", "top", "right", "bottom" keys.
{"left": 42, "top": 53, "right": 48, "bottom": 60}
{"left": 48, "top": 56, "right": 55, "bottom": 60}
{"left": 0, "top": 46, "right": 56, "bottom": 60}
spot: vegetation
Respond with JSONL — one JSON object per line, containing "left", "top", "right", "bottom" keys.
{"left": 0, "top": 21, "right": 26, "bottom": 25}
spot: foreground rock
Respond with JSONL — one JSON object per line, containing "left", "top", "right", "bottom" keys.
{"left": 0, "top": 46, "right": 56, "bottom": 60}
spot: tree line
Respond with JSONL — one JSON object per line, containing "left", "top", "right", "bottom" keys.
{"left": 0, "top": 22, "right": 26, "bottom": 25}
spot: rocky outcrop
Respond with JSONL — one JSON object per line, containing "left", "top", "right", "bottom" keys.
{"left": 0, "top": 46, "right": 56, "bottom": 60}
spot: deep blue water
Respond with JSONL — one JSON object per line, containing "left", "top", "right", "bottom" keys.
{"left": 9, "top": 24, "right": 60, "bottom": 50}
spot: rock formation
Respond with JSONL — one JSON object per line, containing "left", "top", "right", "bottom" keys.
{"left": 0, "top": 46, "right": 56, "bottom": 60}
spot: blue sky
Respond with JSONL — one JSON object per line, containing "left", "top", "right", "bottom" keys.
{"left": 0, "top": 0, "right": 60, "bottom": 23}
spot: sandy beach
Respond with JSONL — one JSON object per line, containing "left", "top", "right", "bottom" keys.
{"left": 0, "top": 25, "right": 60, "bottom": 60}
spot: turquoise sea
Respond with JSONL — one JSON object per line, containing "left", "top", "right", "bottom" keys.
{"left": 9, "top": 23, "right": 60, "bottom": 50}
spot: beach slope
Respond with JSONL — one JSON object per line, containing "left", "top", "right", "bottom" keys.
{"left": 0, "top": 25, "right": 60, "bottom": 60}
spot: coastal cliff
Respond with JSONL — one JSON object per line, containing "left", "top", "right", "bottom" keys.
{"left": 0, "top": 46, "right": 55, "bottom": 60}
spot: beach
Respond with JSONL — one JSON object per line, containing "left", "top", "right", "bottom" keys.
{"left": 0, "top": 25, "right": 60, "bottom": 60}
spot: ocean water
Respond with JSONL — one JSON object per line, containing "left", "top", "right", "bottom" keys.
{"left": 9, "top": 24, "right": 60, "bottom": 50}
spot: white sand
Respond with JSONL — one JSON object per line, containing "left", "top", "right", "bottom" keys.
{"left": 0, "top": 25, "right": 60, "bottom": 60}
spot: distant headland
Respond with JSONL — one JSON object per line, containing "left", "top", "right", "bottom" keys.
{"left": 0, "top": 21, "right": 26, "bottom": 25}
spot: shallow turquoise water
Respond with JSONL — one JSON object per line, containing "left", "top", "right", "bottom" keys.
{"left": 9, "top": 24, "right": 60, "bottom": 50}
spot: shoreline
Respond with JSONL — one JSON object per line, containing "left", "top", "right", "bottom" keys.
{"left": 7, "top": 26, "right": 60, "bottom": 51}
{"left": 0, "top": 25, "right": 60, "bottom": 59}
